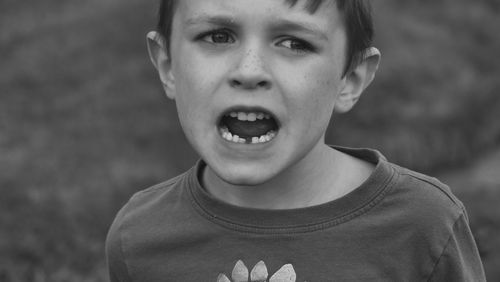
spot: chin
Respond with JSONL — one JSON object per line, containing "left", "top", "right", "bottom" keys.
{"left": 213, "top": 162, "right": 281, "bottom": 187}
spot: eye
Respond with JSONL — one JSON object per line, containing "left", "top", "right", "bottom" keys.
{"left": 199, "top": 29, "right": 235, "bottom": 44}
{"left": 277, "top": 38, "right": 315, "bottom": 54}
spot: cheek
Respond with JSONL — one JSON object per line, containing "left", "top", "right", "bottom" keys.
{"left": 173, "top": 58, "right": 211, "bottom": 114}
{"left": 173, "top": 49, "right": 229, "bottom": 104}
{"left": 171, "top": 51, "right": 229, "bottom": 138}
{"left": 172, "top": 67, "right": 207, "bottom": 138}
{"left": 284, "top": 61, "right": 342, "bottom": 127}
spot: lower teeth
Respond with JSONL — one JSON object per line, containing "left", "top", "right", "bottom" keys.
{"left": 219, "top": 127, "right": 276, "bottom": 144}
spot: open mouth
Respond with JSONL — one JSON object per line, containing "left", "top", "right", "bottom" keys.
{"left": 218, "top": 109, "right": 279, "bottom": 144}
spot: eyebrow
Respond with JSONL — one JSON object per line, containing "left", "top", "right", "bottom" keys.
{"left": 185, "top": 15, "right": 238, "bottom": 28}
{"left": 270, "top": 19, "right": 329, "bottom": 41}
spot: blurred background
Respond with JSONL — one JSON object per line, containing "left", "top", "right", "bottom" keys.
{"left": 1, "top": 0, "right": 499, "bottom": 281}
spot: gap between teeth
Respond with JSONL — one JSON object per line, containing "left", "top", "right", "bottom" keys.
{"left": 220, "top": 127, "right": 276, "bottom": 144}
{"left": 228, "top": 111, "right": 271, "bottom": 121}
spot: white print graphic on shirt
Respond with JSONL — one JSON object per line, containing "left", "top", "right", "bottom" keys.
{"left": 217, "top": 260, "right": 302, "bottom": 282}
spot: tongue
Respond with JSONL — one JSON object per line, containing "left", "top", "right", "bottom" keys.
{"left": 222, "top": 116, "right": 276, "bottom": 138}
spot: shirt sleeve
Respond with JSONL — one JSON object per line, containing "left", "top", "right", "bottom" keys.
{"left": 106, "top": 205, "right": 132, "bottom": 282}
{"left": 427, "top": 212, "right": 486, "bottom": 282}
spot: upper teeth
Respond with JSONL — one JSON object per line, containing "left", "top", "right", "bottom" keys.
{"left": 227, "top": 111, "right": 271, "bottom": 121}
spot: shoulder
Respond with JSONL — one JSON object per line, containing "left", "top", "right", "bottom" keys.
{"left": 388, "top": 166, "right": 486, "bottom": 281}
{"left": 106, "top": 170, "right": 190, "bottom": 240}
{"left": 333, "top": 146, "right": 466, "bottom": 227}
{"left": 372, "top": 162, "right": 479, "bottom": 271}
{"left": 104, "top": 171, "right": 191, "bottom": 281}
{"left": 380, "top": 161, "right": 467, "bottom": 232}
{"left": 129, "top": 172, "right": 186, "bottom": 208}
{"left": 392, "top": 163, "right": 464, "bottom": 210}
{"left": 121, "top": 171, "right": 189, "bottom": 224}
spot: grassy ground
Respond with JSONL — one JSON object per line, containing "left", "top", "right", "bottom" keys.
{"left": 1, "top": 0, "right": 499, "bottom": 281}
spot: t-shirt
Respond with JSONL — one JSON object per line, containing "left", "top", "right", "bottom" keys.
{"left": 106, "top": 147, "right": 486, "bottom": 281}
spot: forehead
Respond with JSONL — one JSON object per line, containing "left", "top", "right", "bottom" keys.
{"left": 174, "top": 0, "right": 334, "bottom": 12}
{"left": 174, "top": 0, "right": 343, "bottom": 31}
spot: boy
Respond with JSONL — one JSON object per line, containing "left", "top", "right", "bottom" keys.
{"left": 106, "top": 0, "right": 486, "bottom": 281}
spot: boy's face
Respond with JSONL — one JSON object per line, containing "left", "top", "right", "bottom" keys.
{"left": 154, "top": 0, "right": 361, "bottom": 185}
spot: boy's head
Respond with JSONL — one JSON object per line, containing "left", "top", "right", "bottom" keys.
{"left": 147, "top": 0, "right": 380, "bottom": 187}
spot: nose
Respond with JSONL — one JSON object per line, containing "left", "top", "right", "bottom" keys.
{"left": 229, "top": 45, "right": 272, "bottom": 90}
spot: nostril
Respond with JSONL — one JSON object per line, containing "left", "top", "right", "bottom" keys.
{"left": 230, "top": 79, "right": 270, "bottom": 89}
{"left": 230, "top": 80, "right": 242, "bottom": 87}
{"left": 257, "top": 81, "right": 269, "bottom": 88}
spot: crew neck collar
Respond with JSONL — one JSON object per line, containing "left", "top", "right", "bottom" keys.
{"left": 187, "top": 146, "right": 396, "bottom": 234}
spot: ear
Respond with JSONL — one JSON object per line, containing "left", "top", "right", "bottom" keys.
{"left": 335, "top": 47, "right": 381, "bottom": 113}
{"left": 147, "top": 31, "right": 176, "bottom": 100}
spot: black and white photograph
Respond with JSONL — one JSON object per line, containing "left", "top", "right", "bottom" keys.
{"left": 1, "top": 0, "right": 498, "bottom": 281}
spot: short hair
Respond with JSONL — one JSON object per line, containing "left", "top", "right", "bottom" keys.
{"left": 157, "top": 0, "right": 373, "bottom": 77}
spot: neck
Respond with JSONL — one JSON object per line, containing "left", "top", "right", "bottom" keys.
{"left": 202, "top": 144, "right": 371, "bottom": 210}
